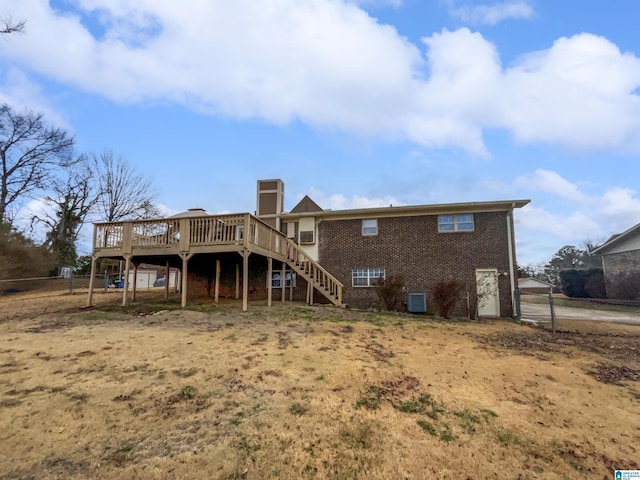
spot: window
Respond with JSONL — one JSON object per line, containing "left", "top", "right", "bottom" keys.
{"left": 438, "top": 214, "right": 474, "bottom": 232}
{"left": 299, "top": 230, "right": 314, "bottom": 244}
{"left": 362, "top": 219, "right": 378, "bottom": 236}
{"left": 352, "top": 268, "right": 385, "bottom": 287}
{"left": 271, "top": 272, "right": 296, "bottom": 288}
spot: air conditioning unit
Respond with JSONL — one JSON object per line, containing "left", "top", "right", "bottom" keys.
{"left": 407, "top": 293, "right": 427, "bottom": 314}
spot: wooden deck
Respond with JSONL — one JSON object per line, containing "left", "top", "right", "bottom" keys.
{"left": 87, "top": 213, "right": 342, "bottom": 310}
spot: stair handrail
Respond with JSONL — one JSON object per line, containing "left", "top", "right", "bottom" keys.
{"left": 285, "top": 238, "right": 343, "bottom": 306}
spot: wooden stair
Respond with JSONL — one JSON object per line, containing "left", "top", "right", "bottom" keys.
{"left": 284, "top": 239, "right": 343, "bottom": 306}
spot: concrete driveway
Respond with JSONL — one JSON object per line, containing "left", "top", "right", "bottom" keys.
{"left": 520, "top": 301, "right": 640, "bottom": 326}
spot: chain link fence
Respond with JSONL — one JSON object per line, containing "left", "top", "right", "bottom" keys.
{"left": 0, "top": 272, "right": 117, "bottom": 296}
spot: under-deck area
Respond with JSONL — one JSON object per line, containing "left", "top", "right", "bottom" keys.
{"left": 86, "top": 213, "right": 342, "bottom": 311}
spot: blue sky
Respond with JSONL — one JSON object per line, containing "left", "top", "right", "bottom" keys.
{"left": 1, "top": 0, "right": 640, "bottom": 267}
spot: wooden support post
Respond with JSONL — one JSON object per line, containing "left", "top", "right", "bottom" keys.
{"left": 242, "top": 251, "right": 250, "bottom": 312}
{"left": 122, "top": 255, "right": 132, "bottom": 306}
{"left": 235, "top": 264, "right": 240, "bottom": 300}
{"left": 281, "top": 264, "right": 286, "bottom": 303}
{"left": 289, "top": 272, "right": 294, "bottom": 301}
{"left": 180, "top": 253, "right": 193, "bottom": 308}
{"left": 310, "top": 281, "right": 314, "bottom": 305}
{"left": 214, "top": 259, "right": 221, "bottom": 303}
{"left": 164, "top": 261, "right": 170, "bottom": 300}
{"left": 267, "top": 257, "right": 273, "bottom": 308}
{"left": 132, "top": 263, "right": 138, "bottom": 301}
{"left": 549, "top": 291, "right": 557, "bottom": 334}
{"left": 87, "top": 256, "right": 97, "bottom": 306}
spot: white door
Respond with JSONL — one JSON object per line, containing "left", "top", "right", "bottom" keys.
{"left": 476, "top": 269, "right": 499, "bottom": 317}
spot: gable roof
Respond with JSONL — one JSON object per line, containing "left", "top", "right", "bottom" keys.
{"left": 281, "top": 199, "right": 530, "bottom": 220}
{"left": 169, "top": 208, "right": 212, "bottom": 218}
{"left": 291, "top": 195, "right": 323, "bottom": 214}
{"left": 592, "top": 222, "right": 640, "bottom": 254}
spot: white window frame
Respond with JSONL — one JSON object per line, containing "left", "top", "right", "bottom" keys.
{"left": 352, "top": 268, "right": 385, "bottom": 287}
{"left": 270, "top": 272, "right": 296, "bottom": 288}
{"left": 299, "top": 230, "right": 315, "bottom": 244}
{"left": 362, "top": 219, "right": 378, "bottom": 236}
{"left": 438, "top": 214, "right": 474, "bottom": 232}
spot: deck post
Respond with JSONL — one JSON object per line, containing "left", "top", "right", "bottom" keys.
{"left": 281, "top": 264, "right": 286, "bottom": 303}
{"left": 235, "top": 264, "right": 240, "bottom": 299}
{"left": 289, "top": 272, "right": 294, "bottom": 301}
{"left": 180, "top": 253, "right": 194, "bottom": 308}
{"left": 164, "top": 261, "right": 170, "bottom": 300}
{"left": 122, "top": 255, "right": 132, "bottom": 306}
{"left": 242, "top": 250, "right": 250, "bottom": 312}
{"left": 87, "top": 255, "right": 97, "bottom": 306}
{"left": 132, "top": 263, "right": 138, "bottom": 301}
{"left": 214, "top": 259, "right": 221, "bottom": 303}
{"left": 267, "top": 257, "right": 273, "bottom": 308}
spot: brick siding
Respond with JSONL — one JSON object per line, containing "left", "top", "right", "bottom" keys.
{"left": 317, "top": 212, "right": 515, "bottom": 316}
{"left": 602, "top": 249, "right": 640, "bottom": 294}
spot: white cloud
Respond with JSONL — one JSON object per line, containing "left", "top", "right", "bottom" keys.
{"left": 514, "top": 169, "right": 590, "bottom": 204}
{"left": 502, "top": 34, "right": 640, "bottom": 151}
{"left": 347, "top": 0, "right": 403, "bottom": 7}
{"left": 448, "top": 1, "right": 534, "bottom": 26}
{"left": 517, "top": 205, "right": 602, "bottom": 241}
{"left": 512, "top": 170, "right": 640, "bottom": 249}
{"left": 0, "top": 67, "right": 68, "bottom": 128}
{"left": 1, "top": 1, "right": 640, "bottom": 156}
{"left": 302, "top": 188, "right": 401, "bottom": 210}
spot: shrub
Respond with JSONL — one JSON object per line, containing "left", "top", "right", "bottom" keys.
{"left": 431, "top": 281, "right": 463, "bottom": 319}
{"left": 0, "top": 223, "right": 55, "bottom": 281}
{"left": 376, "top": 275, "right": 404, "bottom": 311}
{"left": 560, "top": 268, "right": 605, "bottom": 298}
{"left": 607, "top": 271, "right": 640, "bottom": 300}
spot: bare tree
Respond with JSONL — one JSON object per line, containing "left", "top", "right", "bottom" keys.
{"left": 0, "top": 104, "right": 75, "bottom": 225}
{"left": 0, "top": 17, "right": 25, "bottom": 35}
{"left": 91, "top": 149, "right": 158, "bottom": 222}
{"left": 31, "top": 157, "right": 98, "bottom": 267}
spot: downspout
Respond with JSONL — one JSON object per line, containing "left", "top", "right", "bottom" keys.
{"left": 506, "top": 205, "right": 517, "bottom": 317}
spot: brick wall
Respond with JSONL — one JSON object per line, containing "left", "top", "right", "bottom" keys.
{"left": 317, "top": 212, "right": 515, "bottom": 316}
{"left": 602, "top": 249, "right": 640, "bottom": 295}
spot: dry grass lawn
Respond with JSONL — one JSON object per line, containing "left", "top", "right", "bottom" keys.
{"left": 1, "top": 290, "right": 639, "bottom": 479}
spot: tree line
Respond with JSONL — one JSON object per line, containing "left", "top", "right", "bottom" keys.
{"left": 0, "top": 103, "right": 157, "bottom": 279}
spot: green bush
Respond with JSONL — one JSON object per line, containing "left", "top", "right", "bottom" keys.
{"left": 559, "top": 268, "right": 605, "bottom": 298}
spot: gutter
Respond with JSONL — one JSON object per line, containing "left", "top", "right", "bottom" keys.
{"left": 506, "top": 205, "right": 517, "bottom": 317}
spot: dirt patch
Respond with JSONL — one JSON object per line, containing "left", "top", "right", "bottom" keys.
{"left": 476, "top": 325, "right": 640, "bottom": 386}
{"left": 1, "top": 292, "right": 640, "bottom": 479}
{"left": 588, "top": 363, "right": 640, "bottom": 385}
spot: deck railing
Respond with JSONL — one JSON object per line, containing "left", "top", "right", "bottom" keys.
{"left": 285, "top": 239, "right": 343, "bottom": 305}
{"left": 94, "top": 214, "right": 254, "bottom": 253}
{"left": 93, "top": 213, "right": 342, "bottom": 305}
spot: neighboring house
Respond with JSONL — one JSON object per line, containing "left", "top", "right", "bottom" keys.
{"left": 517, "top": 277, "right": 554, "bottom": 295}
{"left": 87, "top": 179, "right": 529, "bottom": 317}
{"left": 126, "top": 264, "right": 178, "bottom": 291}
{"left": 592, "top": 223, "right": 640, "bottom": 297}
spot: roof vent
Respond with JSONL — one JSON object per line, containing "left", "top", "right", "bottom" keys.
{"left": 407, "top": 293, "right": 427, "bottom": 314}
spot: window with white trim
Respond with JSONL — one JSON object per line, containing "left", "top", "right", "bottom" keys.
{"left": 270, "top": 272, "right": 296, "bottom": 288}
{"left": 438, "top": 214, "right": 474, "bottom": 232}
{"left": 352, "top": 268, "right": 385, "bottom": 287}
{"left": 362, "top": 219, "right": 378, "bottom": 236}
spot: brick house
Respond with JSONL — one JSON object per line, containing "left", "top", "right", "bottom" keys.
{"left": 592, "top": 222, "right": 640, "bottom": 298}
{"left": 87, "top": 178, "right": 528, "bottom": 317}
{"left": 257, "top": 179, "right": 529, "bottom": 317}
